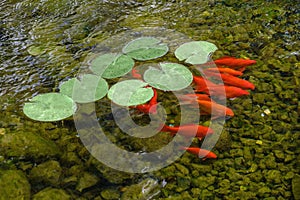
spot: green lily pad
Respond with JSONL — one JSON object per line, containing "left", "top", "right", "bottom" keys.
{"left": 23, "top": 93, "right": 77, "bottom": 122}
{"left": 122, "top": 37, "right": 169, "bottom": 61}
{"left": 59, "top": 74, "right": 108, "bottom": 103}
{"left": 90, "top": 53, "right": 134, "bottom": 79}
{"left": 107, "top": 80, "right": 153, "bottom": 106}
{"left": 143, "top": 62, "right": 193, "bottom": 91}
{"left": 27, "top": 46, "right": 46, "bottom": 56}
{"left": 90, "top": 53, "right": 118, "bottom": 76}
{"left": 174, "top": 41, "right": 218, "bottom": 64}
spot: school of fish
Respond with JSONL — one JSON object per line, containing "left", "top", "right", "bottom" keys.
{"left": 130, "top": 56, "right": 256, "bottom": 160}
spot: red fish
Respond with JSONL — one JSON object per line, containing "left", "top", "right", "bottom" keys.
{"left": 204, "top": 67, "right": 243, "bottom": 76}
{"left": 131, "top": 68, "right": 142, "bottom": 79}
{"left": 181, "top": 147, "right": 217, "bottom": 160}
{"left": 197, "top": 100, "right": 234, "bottom": 118}
{"left": 135, "top": 88, "right": 158, "bottom": 114}
{"left": 205, "top": 72, "right": 255, "bottom": 90}
{"left": 199, "top": 85, "right": 250, "bottom": 99}
{"left": 237, "top": 66, "right": 247, "bottom": 72}
{"left": 179, "top": 95, "right": 234, "bottom": 118}
{"left": 214, "top": 56, "right": 256, "bottom": 67}
{"left": 161, "top": 124, "right": 214, "bottom": 140}
{"left": 193, "top": 75, "right": 218, "bottom": 92}
{"left": 179, "top": 93, "right": 212, "bottom": 102}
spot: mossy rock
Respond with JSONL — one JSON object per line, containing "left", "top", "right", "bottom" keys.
{"left": 0, "top": 169, "right": 31, "bottom": 200}
{"left": 229, "top": 190, "right": 257, "bottom": 199}
{"left": 121, "top": 178, "right": 160, "bottom": 200}
{"left": 29, "top": 160, "right": 62, "bottom": 186}
{"left": 0, "top": 131, "right": 61, "bottom": 160}
{"left": 264, "top": 170, "right": 282, "bottom": 184}
{"left": 292, "top": 174, "right": 300, "bottom": 200}
{"left": 32, "top": 187, "right": 71, "bottom": 200}
{"left": 90, "top": 157, "right": 134, "bottom": 184}
{"left": 76, "top": 172, "right": 99, "bottom": 192}
{"left": 101, "top": 188, "right": 120, "bottom": 200}
{"left": 191, "top": 176, "right": 216, "bottom": 189}
{"left": 214, "top": 129, "right": 232, "bottom": 151}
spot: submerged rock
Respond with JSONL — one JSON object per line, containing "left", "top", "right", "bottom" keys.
{"left": 0, "top": 169, "right": 31, "bottom": 200}
{"left": 292, "top": 174, "right": 300, "bottom": 200}
{"left": 76, "top": 172, "right": 99, "bottom": 192}
{"left": 32, "top": 187, "right": 71, "bottom": 200}
{"left": 0, "top": 131, "right": 61, "bottom": 160}
{"left": 29, "top": 160, "right": 62, "bottom": 186}
{"left": 90, "top": 157, "right": 134, "bottom": 184}
{"left": 121, "top": 178, "right": 161, "bottom": 200}
{"left": 101, "top": 188, "right": 120, "bottom": 200}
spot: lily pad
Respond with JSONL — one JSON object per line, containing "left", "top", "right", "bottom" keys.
{"left": 90, "top": 53, "right": 134, "bottom": 79}
{"left": 174, "top": 41, "right": 218, "bottom": 64}
{"left": 23, "top": 93, "right": 77, "bottom": 122}
{"left": 107, "top": 80, "right": 153, "bottom": 106}
{"left": 59, "top": 74, "right": 108, "bottom": 103}
{"left": 122, "top": 37, "right": 169, "bottom": 61}
{"left": 27, "top": 46, "right": 46, "bottom": 56}
{"left": 143, "top": 62, "right": 193, "bottom": 91}
{"left": 90, "top": 53, "right": 118, "bottom": 76}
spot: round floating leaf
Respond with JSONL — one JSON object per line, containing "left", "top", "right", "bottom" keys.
{"left": 23, "top": 93, "right": 77, "bottom": 122}
{"left": 144, "top": 62, "right": 193, "bottom": 91}
{"left": 107, "top": 80, "right": 153, "bottom": 106}
{"left": 174, "top": 41, "right": 218, "bottom": 64}
{"left": 90, "top": 53, "right": 134, "bottom": 79}
{"left": 90, "top": 53, "right": 118, "bottom": 76}
{"left": 27, "top": 46, "right": 46, "bottom": 56}
{"left": 122, "top": 37, "right": 169, "bottom": 61}
{"left": 59, "top": 74, "right": 108, "bottom": 103}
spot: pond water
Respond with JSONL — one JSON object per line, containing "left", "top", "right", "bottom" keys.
{"left": 0, "top": 0, "right": 299, "bottom": 199}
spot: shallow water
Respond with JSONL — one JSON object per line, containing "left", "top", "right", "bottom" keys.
{"left": 0, "top": 0, "right": 299, "bottom": 199}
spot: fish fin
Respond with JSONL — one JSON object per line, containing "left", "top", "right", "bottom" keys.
{"left": 237, "top": 66, "right": 246, "bottom": 72}
{"left": 169, "top": 132, "right": 176, "bottom": 137}
{"left": 214, "top": 56, "right": 233, "bottom": 60}
{"left": 179, "top": 146, "right": 188, "bottom": 151}
{"left": 197, "top": 137, "right": 203, "bottom": 141}
{"left": 148, "top": 103, "right": 158, "bottom": 114}
{"left": 159, "top": 124, "right": 169, "bottom": 132}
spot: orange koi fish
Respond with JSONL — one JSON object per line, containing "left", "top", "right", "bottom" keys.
{"left": 205, "top": 72, "right": 255, "bottom": 90}
{"left": 179, "top": 93, "right": 212, "bottom": 102}
{"left": 199, "top": 85, "right": 250, "bottom": 99}
{"left": 181, "top": 147, "right": 217, "bottom": 160}
{"left": 197, "top": 100, "right": 234, "bottom": 118}
{"left": 204, "top": 67, "right": 243, "bottom": 76}
{"left": 193, "top": 75, "right": 218, "bottom": 92}
{"left": 161, "top": 124, "right": 214, "bottom": 140}
{"left": 236, "top": 66, "right": 247, "bottom": 72}
{"left": 214, "top": 56, "right": 256, "bottom": 67}
{"left": 131, "top": 68, "right": 142, "bottom": 79}
{"left": 135, "top": 88, "right": 158, "bottom": 114}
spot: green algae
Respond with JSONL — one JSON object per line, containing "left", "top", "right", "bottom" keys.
{"left": 0, "top": 170, "right": 31, "bottom": 200}
{"left": 89, "top": 156, "right": 135, "bottom": 185}
{"left": 121, "top": 178, "right": 160, "bottom": 200}
{"left": 76, "top": 172, "right": 99, "bottom": 192}
{"left": 29, "top": 160, "right": 62, "bottom": 186}
{"left": 0, "top": 130, "right": 61, "bottom": 160}
{"left": 292, "top": 174, "right": 300, "bottom": 200}
{"left": 32, "top": 187, "right": 71, "bottom": 200}
{"left": 101, "top": 188, "right": 120, "bottom": 200}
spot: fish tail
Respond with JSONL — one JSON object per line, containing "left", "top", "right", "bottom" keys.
{"left": 179, "top": 146, "right": 188, "bottom": 151}
{"left": 197, "top": 137, "right": 203, "bottom": 141}
{"left": 159, "top": 124, "right": 169, "bottom": 132}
